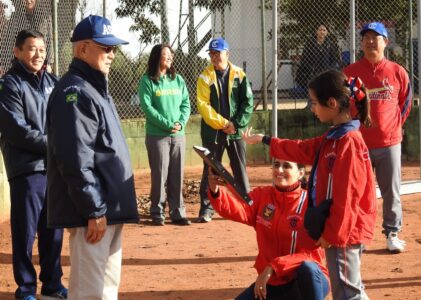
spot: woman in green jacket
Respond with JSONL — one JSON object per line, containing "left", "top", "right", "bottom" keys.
{"left": 138, "top": 44, "right": 191, "bottom": 226}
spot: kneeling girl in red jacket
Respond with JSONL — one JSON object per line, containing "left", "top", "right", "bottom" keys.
{"left": 208, "top": 159, "right": 330, "bottom": 300}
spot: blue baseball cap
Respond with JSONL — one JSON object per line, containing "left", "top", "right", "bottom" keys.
{"left": 70, "top": 15, "right": 129, "bottom": 46}
{"left": 360, "top": 22, "right": 388, "bottom": 38}
{"left": 207, "top": 38, "right": 229, "bottom": 52}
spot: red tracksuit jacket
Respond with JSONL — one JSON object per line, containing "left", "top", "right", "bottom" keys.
{"left": 344, "top": 57, "right": 412, "bottom": 149}
{"left": 208, "top": 186, "right": 329, "bottom": 286}
{"left": 270, "top": 123, "right": 377, "bottom": 247}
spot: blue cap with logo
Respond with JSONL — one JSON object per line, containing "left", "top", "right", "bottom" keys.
{"left": 360, "top": 22, "right": 388, "bottom": 38}
{"left": 207, "top": 38, "right": 229, "bottom": 52}
{"left": 70, "top": 15, "right": 129, "bottom": 46}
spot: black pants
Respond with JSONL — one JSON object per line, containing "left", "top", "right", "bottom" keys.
{"left": 10, "top": 172, "right": 64, "bottom": 298}
{"left": 198, "top": 134, "right": 250, "bottom": 217}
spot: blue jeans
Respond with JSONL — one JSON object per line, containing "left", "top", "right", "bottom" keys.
{"left": 235, "top": 261, "right": 329, "bottom": 300}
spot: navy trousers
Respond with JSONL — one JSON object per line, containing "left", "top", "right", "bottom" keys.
{"left": 235, "top": 261, "right": 329, "bottom": 300}
{"left": 9, "top": 172, "right": 64, "bottom": 298}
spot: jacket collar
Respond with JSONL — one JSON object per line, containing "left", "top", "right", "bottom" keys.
{"left": 361, "top": 56, "right": 387, "bottom": 70}
{"left": 326, "top": 119, "right": 360, "bottom": 140}
{"left": 10, "top": 59, "right": 45, "bottom": 80}
{"left": 69, "top": 58, "right": 108, "bottom": 96}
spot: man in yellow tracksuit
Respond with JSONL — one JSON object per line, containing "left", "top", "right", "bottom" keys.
{"left": 196, "top": 37, "right": 254, "bottom": 223}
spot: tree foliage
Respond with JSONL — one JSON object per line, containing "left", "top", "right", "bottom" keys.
{"left": 115, "top": 0, "right": 232, "bottom": 51}
{"left": 115, "top": 0, "right": 163, "bottom": 46}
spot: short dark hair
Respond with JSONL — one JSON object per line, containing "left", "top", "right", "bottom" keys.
{"left": 15, "top": 29, "right": 45, "bottom": 49}
{"left": 146, "top": 44, "right": 176, "bottom": 82}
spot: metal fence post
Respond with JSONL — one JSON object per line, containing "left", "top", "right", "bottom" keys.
{"left": 52, "top": 0, "right": 58, "bottom": 76}
{"left": 272, "top": 0, "right": 278, "bottom": 137}
{"left": 350, "top": 0, "right": 356, "bottom": 64}
{"left": 103, "top": 0, "right": 106, "bottom": 17}
{"left": 418, "top": 0, "right": 421, "bottom": 173}
{"left": 409, "top": 0, "right": 414, "bottom": 88}
{"left": 261, "top": 0, "right": 267, "bottom": 111}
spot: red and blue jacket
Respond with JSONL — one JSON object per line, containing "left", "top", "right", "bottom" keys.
{"left": 270, "top": 120, "right": 377, "bottom": 247}
{"left": 209, "top": 185, "right": 329, "bottom": 286}
{"left": 344, "top": 57, "right": 412, "bottom": 149}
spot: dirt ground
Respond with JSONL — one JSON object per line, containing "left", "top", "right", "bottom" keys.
{"left": 1, "top": 163, "right": 420, "bottom": 300}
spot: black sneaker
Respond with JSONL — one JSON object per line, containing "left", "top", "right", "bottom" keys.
{"left": 40, "top": 286, "right": 68, "bottom": 299}
{"left": 172, "top": 218, "right": 191, "bottom": 226}
{"left": 151, "top": 219, "right": 165, "bottom": 226}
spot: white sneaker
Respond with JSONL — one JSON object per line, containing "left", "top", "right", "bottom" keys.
{"left": 386, "top": 232, "right": 406, "bottom": 253}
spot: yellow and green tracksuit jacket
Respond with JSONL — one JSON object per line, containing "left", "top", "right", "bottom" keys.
{"left": 196, "top": 62, "right": 254, "bottom": 141}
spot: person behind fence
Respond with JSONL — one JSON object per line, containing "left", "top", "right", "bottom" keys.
{"left": 296, "top": 23, "right": 341, "bottom": 89}
{"left": 1, "top": 0, "right": 53, "bottom": 73}
{"left": 138, "top": 44, "right": 191, "bottom": 226}
{"left": 46, "top": 15, "right": 139, "bottom": 300}
{"left": 196, "top": 37, "right": 254, "bottom": 223}
{"left": 344, "top": 22, "right": 412, "bottom": 254}
{"left": 207, "top": 159, "right": 330, "bottom": 300}
{"left": 242, "top": 70, "right": 377, "bottom": 300}
{"left": 0, "top": 29, "right": 66, "bottom": 300}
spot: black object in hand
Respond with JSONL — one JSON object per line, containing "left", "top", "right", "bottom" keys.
{"left": 193, "top": 146, "right": 253, "bottom": 206}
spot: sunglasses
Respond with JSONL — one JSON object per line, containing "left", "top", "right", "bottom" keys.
{"left": 86, "top": 42, "right": 117, "bottom": 54}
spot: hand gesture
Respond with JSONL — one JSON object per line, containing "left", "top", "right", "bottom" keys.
{"left": 86, "top": 216, "right": 107, "bottom": 244}
{"left": 222, "top": 121, "right": 236, "bottom": 135}
{"left": 171, "top": 122, "right": 182, "bottom": 134}
{"left": 316, "top": 236, "right": 332, "bottom": 248}
{"left": 241, "top": 127, "right": 264, "bottom": 144}
{"left": 254, "top": 265, "right": 274, "bottom": 300}
{"left": 207, "top": 166, "right": 226, "bottom": 194}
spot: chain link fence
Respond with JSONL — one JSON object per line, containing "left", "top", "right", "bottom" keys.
{"left": 0, "top": 0, "right": 418, "bottom": 117}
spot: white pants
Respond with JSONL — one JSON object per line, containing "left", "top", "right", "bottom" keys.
{"left": 68, "top": 224, "right": 123, "bottom": 300}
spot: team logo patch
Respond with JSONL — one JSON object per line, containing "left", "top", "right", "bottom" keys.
{"left": 287, "top": 214, "right": 303, "bottom": 230}
{"left": 262, "top": 203, "right": 276, "bottom": 221}
{"left": 368, "top": 23, "right": 377, "bottom": 30}
{"left": 382, "top": 78, "right": 394, "bottom": 93}
{"left": 65, "top": 92, "right": 78, "bottom": 103}
{"left": 103, "top": 24, "right": 113, "bottom": 35}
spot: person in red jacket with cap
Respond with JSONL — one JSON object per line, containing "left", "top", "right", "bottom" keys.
{"left": 243, "top": 70, "right": 377, "bottom": 300}
{"left": 208, "top": 159, "right": 329, "bottom": 300}
{"left": 344, "top": 22, "right": 412, "bottom": 254}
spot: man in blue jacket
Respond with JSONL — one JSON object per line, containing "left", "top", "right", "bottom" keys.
{"left": 47, "top": 15, "right": 139, "bottom": 299}
{"left": 0, "top": 30, "right": 66, "bottom": 300}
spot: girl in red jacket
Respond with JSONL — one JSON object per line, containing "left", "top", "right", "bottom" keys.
{"left": 208, "top": 159, "right": 329, "bottom": 300}
{"left": 243, "top": 70, "right": 377, "bottom": 300}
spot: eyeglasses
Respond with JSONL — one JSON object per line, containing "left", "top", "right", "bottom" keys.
{"left": 95, "top": 43, "right": 117, "bottom": 53}
{"left": 86, "top": 42, "right": 116, "bottom": 53}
